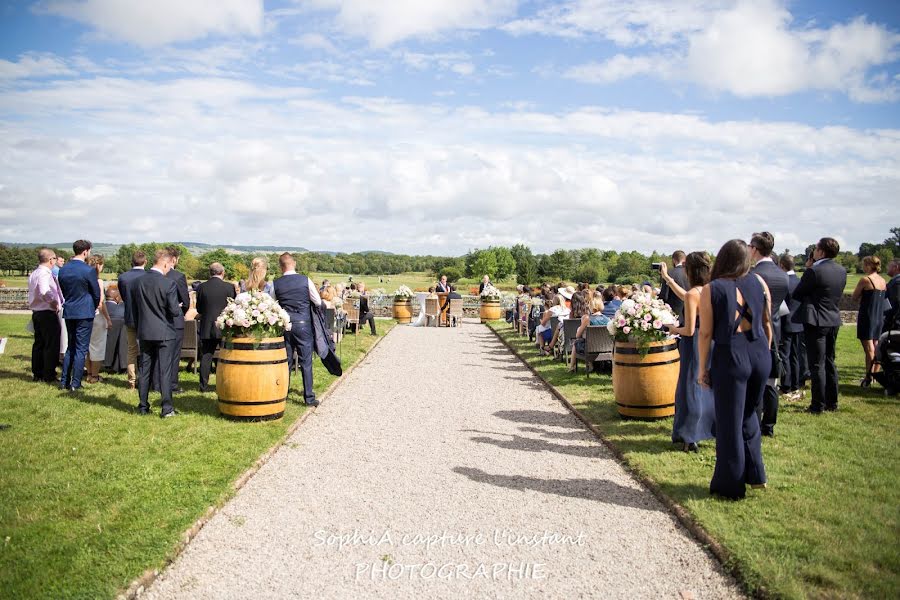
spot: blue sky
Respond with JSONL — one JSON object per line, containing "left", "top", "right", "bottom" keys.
{"left": 1, "top": 0, "right": 898, "bottom": 255}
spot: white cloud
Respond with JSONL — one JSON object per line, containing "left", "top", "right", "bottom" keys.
{"left": 294, "top": 33, "right": 339, "bottom": 54}
{"left": 564, "top": 53, "right": 669, "bottom": 84}
{"left": 396, "top": 51, "right": 477, "bottom": 76}
{"left": 38, "top": 0, "right": 264, "bottom": 46}
{"left": 0, "top": 52, "right": 77, "bottom": 79}
{"left": 304, "top": 0, "right": 519, "bottom": 47}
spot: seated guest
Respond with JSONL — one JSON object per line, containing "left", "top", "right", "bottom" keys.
{"left": 103, "top": 288, "right": 127, "bottom": 373}
{"left": 852, "top": 255, "right": 887, "bottom": 387}
{"left": 601, "top": 287, "right": 620, "bottom": 317}
{"left": 321, "top": 285, "right": 336, "bottom": 309}
{"left": 442, "top": 284, "right": 463, "bottom": 325}
{"left": 357, "top": 282, "right": 377, "bottom": 335}
{"left": 535, "top": 294, "right": 570, "bottom": 354}
{"left": 427, "top": 286, "right": 437, "bottom": 298}
{"left": 569, "top": 292, "right": 610, "bottom": 371}
{"left": 559, "top": 286, "right": 575, "bottom": 310}
{"left": 320, "top": 278, "right": 330, "bottom": 293}
{"left": 105, "top": 288, "right": 125, "bottom": 320}
{"left": 617, "top": 284, "right": 633, "bottom": 300}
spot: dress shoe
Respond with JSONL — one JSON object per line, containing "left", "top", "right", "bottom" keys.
{"left": 305, "top": 399, "right": 320, "bottom": 407}
{"left": 171, "top": 386, "right": 184, "bottom": 394}
{"left": 762, "top": 430, "right": 775, "bottom": 438}
{"left": 160, "top": 410, "right": 178, "bottom": 418}
{"left": 824, "top": 405, "right": 838, "bottom": 412}
{"left": 805, "top": 407, "right": 822, "bottom": 415}
{"left": 138, "top": 409, "right": 151, "bottom": 415}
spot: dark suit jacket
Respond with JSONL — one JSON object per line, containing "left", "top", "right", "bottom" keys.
{"left": 166, "top": 268, "right": 190, "bottom": 329}
{"left": 751, "top": 258, "right": 790, "bottom": 340}
{"left": 442, "top": 291, "right": 462, "bottom": 311}
{"left": 436, "top": 282, "right": 449, "bottom": 293}
{"left": 58, "top": 259, "right": 101, "bottom": 320}
{"left": 478, "top": 282, "right": 488, "bottom": 294}
{"left": 117, "top": 267, "right": 147, "bottom": 328}
{"left": 885, "top": 274, "right": 900, "bottom": 331}
{"left": 196, "top": 277, "right": 236, "bottom": 340}
{"left": 782, "top": 273, "right": 804, "bottom": 334}
{"left": 135, "top": 270, "right": 180, "bottom": 342}
{"left": 359, "top": 293, "right": 371, "bottom": 315}
{"left": 792, "top": 259, "right": 847, "bottom": 328}
{"left": 661, "top": 264, "right": 689, "bottom": 321}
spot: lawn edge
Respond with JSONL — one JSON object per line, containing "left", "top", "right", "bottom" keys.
{"left": 486, "top": 322, "right": 770, "bottom": 600}
{"left": 117, "top": 325, "right": 395, "bottom": 600}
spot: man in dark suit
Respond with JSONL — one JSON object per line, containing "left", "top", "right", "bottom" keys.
{"left": 195, "top": 262, "right": 236, "bottom": 392}
{"left": 165, "top": 247, "right": 190, "bottom": 393}
{"left": 274, "top": 252, "right": 322, "bottom": 406}
{"left": 135, "top": 248, "right": 181, "bottom": 417}
{"left": 884, "top": 258, "right": 900, "bottom": 332}
{"left": 478, "top": 275, "right": 490, "bottom": 294}
{"left": 442, "top": 284, "right": 463, "bottom": 326}
{"left": 436, "top": 275, "right": 450, "bottom": 293}
{"left": 749, "top": 232, "right": 790, "bottom": 436}
{"left": 793, "top": 237, "right": 847, "bottom": 413}
{"left": 117, "top": 250, "right": 147, "bottom": 390}
{"left": 660, "top": 250, "right": 689, "bottom": 324}
{"left": 357, "top": 281, "right": 377, "bottom": 335}
{"left": 58, "top": 240, "right": 101, "bottom": 391}
{"left": 778, "top": 254, "right": 805, "bottom": 399}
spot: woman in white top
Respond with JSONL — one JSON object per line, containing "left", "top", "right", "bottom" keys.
{"left": 535, "top": 294, "right": 570, "bottom": 355}
{"left": 86, "top": 254, "right": 112, "bottom": 383}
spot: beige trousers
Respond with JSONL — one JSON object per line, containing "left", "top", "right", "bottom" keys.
{"left": 126, "top": 326, "right": 139, "bottom": 386}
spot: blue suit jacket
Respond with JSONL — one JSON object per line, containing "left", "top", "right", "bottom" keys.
{"left": 58, "top": 259, "right": 101, "bottom": 320}
{"left": 118, "top": 267, "right": 147, "bottom": 329}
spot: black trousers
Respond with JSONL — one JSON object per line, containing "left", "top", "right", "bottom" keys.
{"left": 198, "top": 338, "right": 219, "bottom": 392}
{"left": 779, "top": 331, "right": 802, "bottom": 392}
{"left": 170, "top": 326, "right": 184, "bottom": 388}
{"left": 31, "top": 310, "right": 60, "bottom": 382}
{"left": 138, "top": 339, "right": 174, "bottom": 415}
{"left": 360, "top": 311, "right": 376, "bottom": 334}
{"left": 285, "top": 321, "right": 315, "bottom": 404}
{"left": 805, "top": 325, "right": 839, "bottom": 411}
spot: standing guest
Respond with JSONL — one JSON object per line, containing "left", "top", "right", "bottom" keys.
{"left": 852, "top": 256, "right": 887, "bottom": 387}
{"left": 274, "top": 252, "right": 322, "bottom": 406}
{"left": 28, "top": 248, "right": 63, "bottom": 383}
{"left": 749, "top": 231, "right": 789, "bottom": 437}
{"left": 51, "top": 255, "right": 65, "bottom": 278}
{"left": 165, "top": 247, "right": 190, "bottom": 394}
{"left": 242, "top": 257, "right": 275, "bottom": 295}
{"left": 660, "top": 251, "right": 689, "bottom": 323}
{"left": 882, "top": 258, "right": 900, "bottom": 333}
{"left": 479, "top": 275, "right": 491, "bottom": 294}
{"left": 85, "top": 255, "right": 112, "bottom": 384}
{"left": 195, "top": 262, "right": 236, "bottom": 393}
{"left": 117, "top": 250, "right": 147, "bottom": 390}
{"left": 103, "top": 288, "right": 128, "bottom": 373}
{"left": 436, "top": 275, "right": 450, "bottom": 293}
{"left": 58, "top": 240, "right": 101, "bottom": 392}
{"left": 793, "top": 238, "right": 847, "bottom": 413}
{"left": 661, "top": 253, "right": 715, "bottom": 452}
{"left": 698, "top": 239, "right": 772, "bottom": 499}
{"left": 135, "top": 249, "right": 180, "bottom": 417}
{"left": 357, "top": 281, "right": 377, "bottom": 335}
{"left": 778, "top": 254, "right": 805, "bottom": 399}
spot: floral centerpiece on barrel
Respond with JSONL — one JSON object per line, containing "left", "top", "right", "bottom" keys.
{"left": 213, "top": 290, "right": 292, "bottom": 422}
{"left": 479, "top": 283, "right": 502, "bottom": 322}
{"left": 606, "top": 292, "right": 680, "bottom": 419}
{"left": 392, "top": 285, "right": 414, "bottom": 324}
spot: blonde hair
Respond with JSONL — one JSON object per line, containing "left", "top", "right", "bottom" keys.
{"left": 590, "top": 292, "right": 605, "bottom": 313}
{"left": 862, "top": 255, "right": 881, "bottom": 273}
{"left": 617, "top": 284, "right": 632, "bottom": 299}
{"left": 321, "top": 286, "right": 334, "bottom": 302}
{"left": 247, "top": 257, "right": 268, "bottom": 291}
{"left": 88, "top": 254, "right": 104, "bottom": 269}
{"left": 554, "top": 294, "right": 566, "bottom": 308}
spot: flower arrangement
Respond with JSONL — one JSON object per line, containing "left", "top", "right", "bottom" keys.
{"left": 392, "top": 285, "right": 413, "bottom": 301}
{"left": 606, "top": 292, "right": 678, "bottom": 354}
{"left": 216, "top": 290, "right": 292, "bottom": 342}
{"left": 480, "top": 283, "right": 502, "bottom": 302}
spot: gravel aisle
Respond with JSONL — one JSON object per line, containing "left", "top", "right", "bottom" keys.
{"left": 143, "top": 324, "right": 742, "bottom": 599}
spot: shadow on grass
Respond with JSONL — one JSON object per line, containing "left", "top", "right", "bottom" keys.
{"left": 453, "top": 466, "right": 663, "bottom": 512}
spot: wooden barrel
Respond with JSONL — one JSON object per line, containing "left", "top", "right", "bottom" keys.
{"left": 392, "top": 299, "right": 412, "bottom": 324}
{"left": 216, "top": 337, "right": 289, "bottom": 421}
{"left": 613, "top": 339, "right": 679, "bottom": 419}
{"left": 480, "top": 300, "right": 502, "bottom": 322}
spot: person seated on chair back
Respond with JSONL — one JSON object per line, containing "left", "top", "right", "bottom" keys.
{"left": 357, "top": 282, "right": 377, "bottom": 335}
{"left": 441, "top": 284, "right": 462, "bottom": 313}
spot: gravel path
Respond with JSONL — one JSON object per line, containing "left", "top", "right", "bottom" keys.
{"left": 142, "top": 324, "right": 742, "bottom": 599}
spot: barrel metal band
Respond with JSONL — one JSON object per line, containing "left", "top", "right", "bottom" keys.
{"left": 224, "top": 342, "right": 286, "bottom": 351}
{"left": 221, "top": 411, "right": 285, "bottom": 422}
{"left": 218, "top": 358, "right": 288, "bottom": 366}
{"left": 217, "top": 396, "right": 287, "bottom": 406}
{"left": 615, "top": 344, "right": 678, "bottom": 355}
{"left": 614, "top": 357, "right": 680, "bottom": 367}
{"left": 616, "top": 402, "right": 676, "bottom": 409}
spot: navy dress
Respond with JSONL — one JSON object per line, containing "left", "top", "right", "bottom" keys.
{"left": 672, "top": 319, "right": 715, "bottom": 445}
{"left": 857, "top": 278, "right": 886, "bottom": 341}
{"left": 709, "top": 275, "right": 770, "bottom": 499}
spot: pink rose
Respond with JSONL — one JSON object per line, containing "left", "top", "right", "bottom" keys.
{"left": 622, "top": 326, "right": 631, "bottom": 334}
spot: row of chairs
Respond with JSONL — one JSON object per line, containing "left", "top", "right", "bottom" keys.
{"left": 512, "top": 300, "right": 614, "bottom": 376}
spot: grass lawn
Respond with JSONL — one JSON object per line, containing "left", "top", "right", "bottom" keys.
{"left": 0, "top": 315, "right": 394, "bottom": 599}
{"left": 488, "top": 321, "right": 899, "bottom": 599}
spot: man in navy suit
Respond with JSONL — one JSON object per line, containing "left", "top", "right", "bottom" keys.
{"left": 117, "top": 250, "right": 147, "bottom": 390}
{"left": 165, "top": 247, "right": 190, "bottom": 394}
{"left": 778, "top": 254, "right": 805, "bottom": 399}
{"left": 749, "top": 232, "right": 790, "bottom": 436}
{"left": 195, "top": 262, "right": 236, "bottom": 393}
{"left": 793, "top": 237, "right": 847, "bottom": 413}
{"left": 273, "top": 252, "right": 322, "bottom": 406}
{"left": 57, "top": 240, "right": 101, "bottom": 391}
{"left": 660, "top": 250, "right": 689, "bottom": 324}
{"left": 135, "top": 248, "right": 181, "bottom": 417}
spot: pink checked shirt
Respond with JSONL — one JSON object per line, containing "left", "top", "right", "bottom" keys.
{"left": 28, "top": 265, "right": 64, "bottom": 312}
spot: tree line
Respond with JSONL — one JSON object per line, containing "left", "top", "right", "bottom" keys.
{"left": 1, "top": 227, "right": 897, "bottom": 285}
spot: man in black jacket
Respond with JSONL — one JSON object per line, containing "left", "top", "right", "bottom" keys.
{"left": 195, "top": 262, "right": 236, "bottom": 393}
{"left": 884, "top": 259, "right": 900, "bottom": 332}
{"left": 778, "top": 254, "right": 805, "bottom": 398}
{"left": 357, "top": 281, "right": 377, "bottom": 335}
{"left": 165, "top": 247, "right": 190, "bottom": 393}
{"left": 749, "top": 232, "right": 790, "bottom": 436}
{"left": 135, "top": 248, "right": 181, "bottom": 417}
{"left": 117, "top": 250, "right": 147, "bottom": 390}
{"left": 660, "top": 250, "right": 688, "bottom": 324}
{"left": 793, "top": 237, "right": 847, "bottom": 413}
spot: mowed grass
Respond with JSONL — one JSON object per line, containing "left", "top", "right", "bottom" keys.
{"left": 489, "top": 322, "right": 899, "bottom": 599}
{"left": 0, "top": 315, "right": 394, "bottom": 599}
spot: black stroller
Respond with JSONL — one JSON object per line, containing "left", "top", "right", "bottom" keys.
{"left": 873, "top": 317, "right": 900, "bottom": 396}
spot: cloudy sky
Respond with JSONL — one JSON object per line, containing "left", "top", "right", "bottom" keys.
{"left": 1, "top": 1, "right": 898, "bottom": 256}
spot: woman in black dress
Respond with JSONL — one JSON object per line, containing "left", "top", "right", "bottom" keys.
{"left": 698, "top": 240, "right": 773, "bottom": 499}
{"left": 852, "top": 255, "right": 887, "bottom": 387}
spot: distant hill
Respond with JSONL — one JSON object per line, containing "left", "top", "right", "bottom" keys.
{"left": 2, "top": 241, "right": 310, "bottom": 256}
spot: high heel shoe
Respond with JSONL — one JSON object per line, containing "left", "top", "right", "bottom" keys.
{"left": 682, "top": 442, "right": 699, "bottom": 453}
{"left": 751, "top": 483, "right": 767, "bottom": 490}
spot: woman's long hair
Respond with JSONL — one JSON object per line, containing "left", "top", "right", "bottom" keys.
{"left": 710, "top": 240, "right": 751, "bottom": 281}
{"left": 685, "top": 251, "right": 712, "bottom": 288}
{"left": 246, "top": 257, "right": 268, "bottom": 292}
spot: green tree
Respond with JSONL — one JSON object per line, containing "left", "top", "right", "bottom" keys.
{"left": 545, "top": 249, "right": 574, "bottom": 281}
{"left": 510, "top": 244, "right": 537, "bottom": 285}
{"left": 471, "top": 250, "right": 498, "bottom": 280}
{"left": 493, "top": 247, "right": 516, "bottom": 281}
